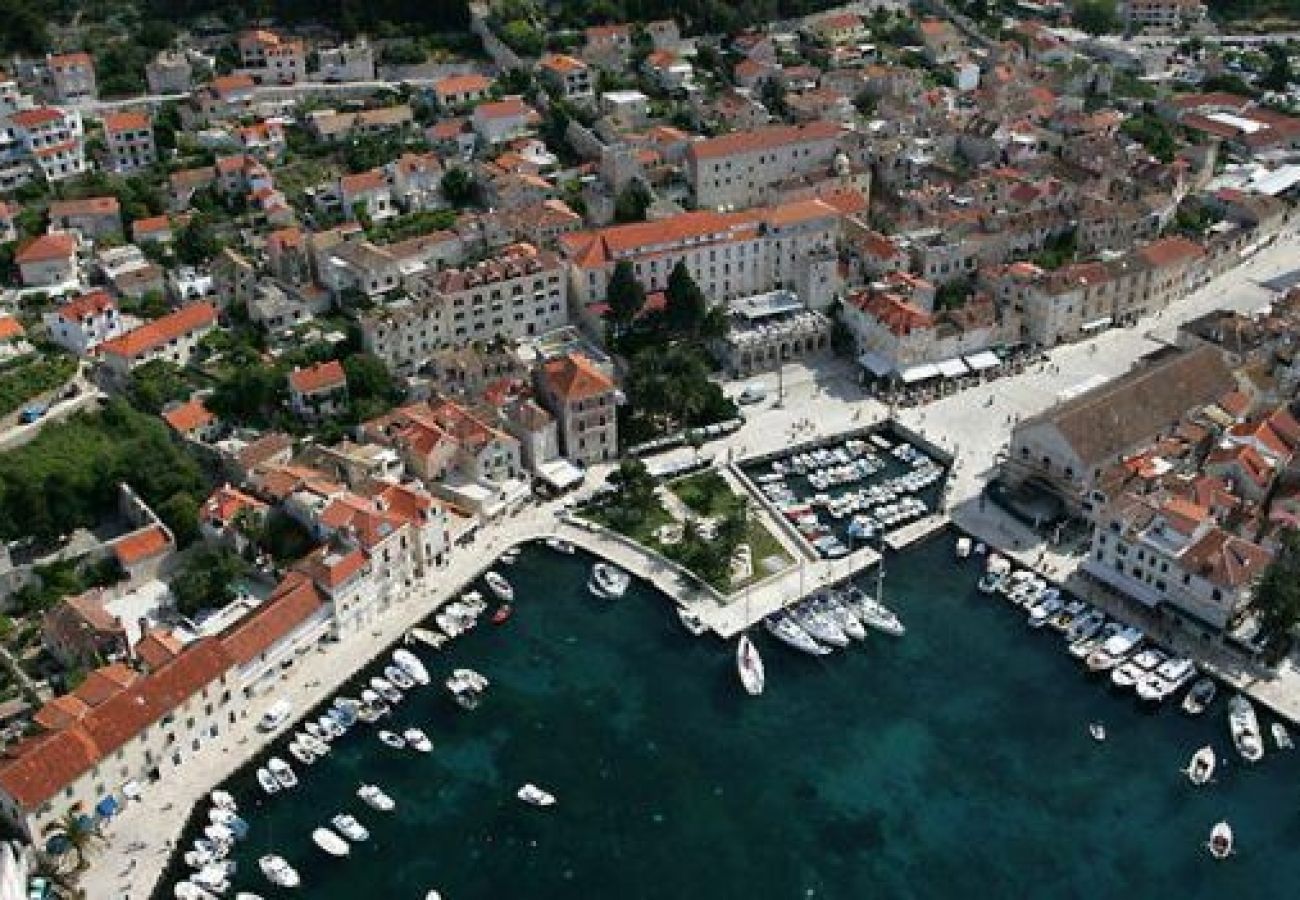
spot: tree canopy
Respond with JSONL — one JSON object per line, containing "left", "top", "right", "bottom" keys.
{"left": 605, "top": 260, "right": 647, "bottom": 330}
{"left": 1255, "top": 528, "right": 1300, "bottom": 643}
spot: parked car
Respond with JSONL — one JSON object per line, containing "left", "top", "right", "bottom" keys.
{"left": 19, "top": 404, "right": 47, "bottom": 424}
{"left": 737, "top": 383, "right": 767, "bottom": 405}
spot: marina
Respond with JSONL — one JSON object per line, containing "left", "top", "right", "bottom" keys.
{"left": 155, "top": 538, "right": 1300, "bottom": 900}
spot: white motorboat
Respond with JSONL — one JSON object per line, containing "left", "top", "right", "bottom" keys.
{"left": 357, "top": 784, "right": 395, "bottom": 811}
{"left": 1111, "top": 648, "right": 1161, "bottom": 690}
{"left": 1184, "top": 746, "right": 1216, "bottom": 786}
{"left": 175, "top": 883, "right": 217, "bottom": 900}
{"left": 545, "top": 537, "right": 575, "bottom": 554}
{"left": 257, "top": 700, "right": 292, "bottom": 732}
{"left": 235, "top": 894, "right": 266, "bottom": 900}
{"left": 298, "top": 733, "right": 330, "bottom": 757}
{"left": 446, "top": 668, "right": 489, "bottom": 710}
{"left": 370, "top": 677, "right": 403, "bottom": 706}
{"left": 1026, "top": 590, "right": 1063, "bottom": 628}
{"left": 210, "top": 790, "right": 236, "bottom": 811}
{"left": 1085, "top": 626, "right": 1144, "bottom": 672}
{"left": 378, "top": 730, "right": 406, "bottom": 749}
{"left": 256, "top": 767, "right": 279, "bottom": 795}
{"left": 361, "top": 688, "right": 389, "bottom": 717}
{"left": 737, "top": 634, "right": 765, "bottom": 696}
{"left": 267, "top": 757, "right": 298, "bottom": 790}
{"left": 955, "top": 536, "right": 972, "bottom": 558}
{"left": 764, "top": 612, "right": 830, "bottom": 655}
{"left": 677, "top": 606, "right": 707, "bottom": 635}
{"left": 209, "top": 808, "right": 249, "bottom": 840}
{"left": 499, "top": 547, "right": 521, "bottom": 565}
{"left": 404, "top": 727, "right": 434, "bottom": 752}
{"left": 1065, "top": 609, "right": 1106, "bottom": 644}
{"left": 408, "top": 627, "right": 446, "bottom": 650}
{"left": 1206, "top": 821, "right": 1234, "bottom": 860}
{"left": 259, "top": 854, "right": 300, "bottom": 888}
{"left": 312, "top": 826, "right": 350, "bottom": 857}
{"left": 1089, "top": 722, "right": 1106, "bottom": 742}
{"left": 1182, "top": 677, "right": 1217, "bottom": 715}
{"left": 393, "top": 649, "right": 430, "bottom": 685}
{"left": 1140, "top": 657, "right": 1196, "bottom": 702}
{"left": 588, "top": 563, "right": 631, "bottom": 599}
{"left": 1229, "top": 694, "right": 1264, "bottom": 763}
{"left": 204, "top": 823, "right": 234, "bottom": 847}
{"left": 331, "top": 813, "right": 370, "bottom": 842}
{"left": 305, "top": 721, "right": 329, "bottom": 743}
{"left": 191, "top": 865, "right": 230, "bottom": 894}
{"left": 977, "top": 555, "right": 1011, "bottom": 593}
{"left": 287, "top": 740, "right": 315, "bottom": 767}
{"left": 1272, "top": 722, "right": 1294, "bottom": 751}
{"left": 385, "top": 664, "right": 416, "bottom": 691}
{"left": 517, "top": 783, "right": 556, "bottom": 807}
{"left": 484, "top": 570, "right": 514, "bottom": 601}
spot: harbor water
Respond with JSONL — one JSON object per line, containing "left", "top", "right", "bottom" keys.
{"left": 161, "top": 536, "right": 1300, "bottom": 899}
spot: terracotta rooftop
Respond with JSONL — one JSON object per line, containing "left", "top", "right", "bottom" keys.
{"left": 220, "top": 572, "right": 324, "bottom": 665}
{"left": 162, "top": 398, "right": 215, "bottom": 434}
{"left": 289, "top": 359, "right": 347, "bottom": 394}
{"left": 102, "top": 111, "right": 150, "bottom": 134}
{"left": 688, "top": 121, "right": 841, "bottom": 161}
{"left": 15, "top": 232, "right": 76, "bottom": 264}
{"left": 112, "top": 525, "right": 171, "bottom": 566}
{"left": 543, "top": 353, "right": 615, "bottom": 402}
{"left": 99, "top": 302, "right": 217, "bottom": 360}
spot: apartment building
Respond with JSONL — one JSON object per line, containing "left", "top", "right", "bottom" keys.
{"left": 1121, "top": 0, "right": 1207, "bottom": 30}
{"left": 433, "top": 74, "right": 493, "bottom": 109}
{"left": 7, "top": 106, "right": 86, "bottom": 182}
{"left": 537, "top": 54, "right": 593, "bottom": 100}
{"left": 49, "top": 196, "right": 122, "bottom": 242}
{"left": 101, "top": 111, "right": 156, "bottom": 173}
{"left": 46, "top": 52, "right": 96, "bottom": 104}
{"left": 288, "top": 360, "right": 349, "bottom": 420}
{"left": 538, "top": 352, "right": 619, "bottom": 464}
{"left": 362, "top": 244, "right": 568, "bottom": 374}
{"left": 98, "top": 302, "right": 219, "bottom": 380}
{"left": 559, "top": 196, "right": 851, "bottom": 313}
{"left": 43, "top": 290, "right": 124, "bottom": 355}
{"left": 686, "top": 122, "right": 842, "bottom": 210}
{"left": 14, "top": 232, "right": 79, "bottom": 288}
{"left": 362, "top": 399, "right": 524, "bottom": 490}
{"left": 237, "top": 29, "right": 305, "bottom": 84}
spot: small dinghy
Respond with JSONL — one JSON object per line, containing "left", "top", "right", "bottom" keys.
{"left": 491, "top": 603, "right": 513, "bottom": 625}
{"left": 259, "top": 854, "right": 300, "bottom": 888}
{"left": 358, "top": 784, "right": 395, "bottom": 811}
{"left": 256, "top": 767, "right": 279, "bottom": 795}
{"left": 1089, "top": 722, "right": 1106, "bottom": 742}
{"left": 312, "top": 826, "right": 350, "bottom": 857}
{"left": 1207, "top": 821, "right": 1234, "bottom": 860}
{"left": 545, "top": 537, "right": 575, "bottom": 554}
{"left": 1272, "top": 722, "right": 1293, "bottom": 751}
{"left": 210, "top": 790, "right": 237, "bottom": 811}
{"left": 331, "top": 813, "right": 370, "bottom": 842}
{"left": 404, "top": 727, "right": 434, "bottom": 752}
{"left": 1184, "top": 746, "right": 1216, "bottom": 786}
{"left": 378, "top": 730, "right": 406, "bottom": 749}
{"left": 517, "top": 783, "right": 556, "bottom": 807}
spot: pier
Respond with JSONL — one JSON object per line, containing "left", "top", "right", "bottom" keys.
{"left": 883, "top": 513, "right": 950, "bottom": 551}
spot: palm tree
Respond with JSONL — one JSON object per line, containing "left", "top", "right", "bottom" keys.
{"left": 42, "top": 806, "right": 102, "bottom": 872}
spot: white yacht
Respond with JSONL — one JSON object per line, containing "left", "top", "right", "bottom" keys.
{"left": 1184, "top": 746, "right": 1216, "bottom": 786}
{"left": 545, "top": 537, "right": 576, "bottom": 554}
{"left": 1207, "top": 822, "right": 1234, "bottom": 860}
{"left": 517, "top": 783, "right": 557, "bottom": 807}
{"left": 1065, "top": 609, "right": 1106, "bottom": 644}
{"left": 737, "top": 634, "right": 765, "bottom": 696}
{"left": 588, "top": 563, "right": 631, "bottom": 599}
{"left": 393, "top": 648, "right": 430, "bottom": 685}
{"left": 210, "top": 790, "right": 236, "bottom": 811}
{"left": 404, "top": 728, "right": 434, "bottom": 752}
{"left": 1139, "top": 657, "right": 1196, "bottom": 702}
{"left": 1085, "top": 626, "right": 1144, "bottom": 672}
{"left": 267, "top": 757, "right": 297, "bottom": 790}
{"left": 1229, "top": 694, "right": 1264, "bottom": 763}
{"left": 1111, "top": 648, "right": 1163, "bottom": 690}
{"left": 259, "top": 855, "right": 300, "bottom": 888}
{"left": 446, "top": 668, "right": 490, "bottom": 710}
{"left": 484, "top": 570, "right": 514, "bottom": 601}
{"left": 763, "top": 612, "right": 830, "bottom": 655}
{"left": 1272, "top": 722, "right": 1294, "bottom": 751}
{"left": 298, "top": 733, "right": 330, "bottom": 757}
{"left": 1026, "top": 590, "right": 1063, "bottom": 628}
{"left": 370, "top": 676, "right": 403, "bottom": 705}
{"left": 357, "top": 784, "right": 395, "bottom": 811}
{"left": 790, "top": 604, "right": 848, "bottom": 647}
{"left": 955, "top": 536, "right": 972, "bottom": 558}
{"left": 385, "top": 664, "right": 416, "bottom": 691}
{"left": 312, "top": 826, "right": 350, "bottom": 857}
{"left": 378, "top": 730, "right": 406, "bottom": 749}
{"left": 331, "top": 813, "right": 370, "bottom": 842}
{"left": 287, "top": 740, "right": 314, "bottom": 767}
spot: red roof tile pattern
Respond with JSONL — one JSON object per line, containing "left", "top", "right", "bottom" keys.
{"left": 99, "top": 302, "right": 217, "bottom": 360}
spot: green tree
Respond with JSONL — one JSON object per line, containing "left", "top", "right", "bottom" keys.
{"left": 156, "top": 491, "right": 200, "bottom": 548}
{"left": 613, "top": 179, "right": 653, "bottom": 223}
{"left": 605, "top": 260, "right": 646, "bottom": 331}
{"left": 441, "top": 166, "right": 478, "bottom": 208}
{"left": 1261, "top": 45, "right": 1294, "bottom": 93}
{"left": 171, "top": 547, "right": 249, "bottom": 617}
{"left": 41, "top": 806, "right": 101, "bottom": 871}
{"left": 343, "top": 352, "right": 402, "bottom": 421}
{"left": 500, "top": 19, "right": 544, "bottom": 56}
{"left": 126, "top": 360, "right": 191, "bottom": 414}
{"left": 665, "top": 261, "right": 708, "bottom": 336}
{"left": 1255, "top": 528, "right": 1300, "bottom": 643}
{"left": 1073, "top": 0, "right": 1120, "bottom": 35}
{"left": 175, "top": 214, "right": 220, "bottom": 266}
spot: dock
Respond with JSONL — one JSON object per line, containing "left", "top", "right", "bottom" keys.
{"left": 883, "top": 513, "right": 950, "bottom": 551}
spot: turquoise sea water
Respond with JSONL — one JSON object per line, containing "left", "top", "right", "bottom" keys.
{"left": 160, "top": 537, "right": 1300, "bottom": 900}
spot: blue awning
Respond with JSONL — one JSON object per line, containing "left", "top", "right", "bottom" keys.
{"left": 95, "top": 795, "right": 119, "bottom": 818}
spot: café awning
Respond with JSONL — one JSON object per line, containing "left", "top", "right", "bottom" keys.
{"left": 936, "top": 358, "right": 969, "bottom": 378}
{"left": 964, "top": 350, "right": 1000, "bottom": 371}
{"left": 898, "top": 363, "right": 940, "bottom": 384}
{"left": 1081, "top": 316, "right": 1113, "bottom": 332}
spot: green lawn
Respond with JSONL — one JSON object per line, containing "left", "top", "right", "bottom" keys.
{"left": 670, "top": 470, "right": 733, "bottom": 518}
{"left": 585, "top": 496, "right": 676, "bottom": 547}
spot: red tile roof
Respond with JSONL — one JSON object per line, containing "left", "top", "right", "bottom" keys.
{"left": 543, "top": 353, "right": 615, "bottom": 402}
{"left": 288, "top": 359, "right": 347, "bottom": 394}
{"left": 220, "top": 571, "right": 324, "bottom": 665}
{"left": 688, "top": 121, "right": 841, "bottom": 161}
{"left": 102, "top": 111, "right": 150, "bottom": 134}
{"left": 162, "top": 398, "right": 215, "bottom": 434}
{"left": 8, "top": 107, "right": 65, "bottom": 128}
{"left": 55, "top": 290, "right": 115, "bottom": 322}
{"left": 112, "top": 525, "right": 171, "bottom": 566}
{"left": 15, "top": 232, "right": 76, "bottom": 264}
{"left": 99, "top": 302, "right": 217, "bottom": 360}
{"left": 50, "top": 196, "right": 120, "bottom": 220}
{"left": 0, "top": 315, "right": 24, "bottom": 342}
{"left": 435, "top": 73, "right": 492, "bottom": 98}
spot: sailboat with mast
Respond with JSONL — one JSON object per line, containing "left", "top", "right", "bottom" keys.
{"left": 850, "top": 541, "right": 905, "bottom": 637}
{"left": 736, "top": 584, "right": 765, "bottom": 695}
